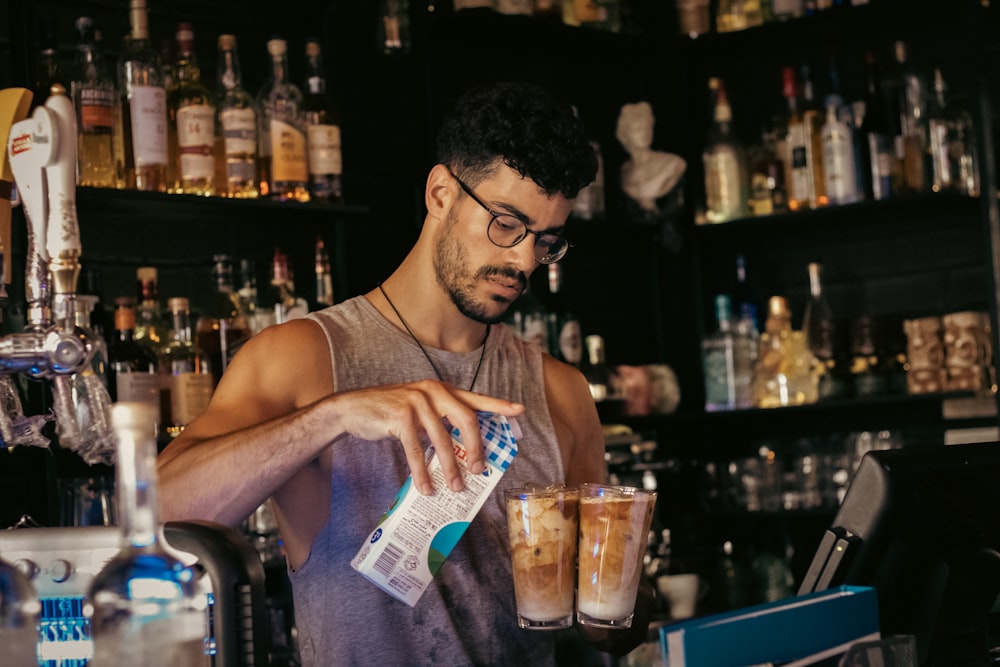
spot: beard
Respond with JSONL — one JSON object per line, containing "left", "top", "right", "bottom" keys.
{"left": 433, "top": 209, "right": 527, "bottom": 325}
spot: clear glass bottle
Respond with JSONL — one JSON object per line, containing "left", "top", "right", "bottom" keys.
{"left": 783, "top": 66, "right": 826, "bottom": 210}
{"left": 256, "top": 38, "right": 309, "bottom": 202}
{"left": 303, "top": 39, "right": 344, "bottom": 203}
{"left": 0, "top": 557, "right": 40, "bottom": 665}
{"left": 314, "top": 237, "right": 335, "bottom": 309}
{"left": 269, "top": 248, "right": 310, "bottom": 324}
{"left": 545, "top": 263, "right": 583, "bottom": 368}
{"left": 109, "top": 299, "right": 161, "bottom": 428}
{"left": 133, "top": 266, "right": 169, "bottom": 358}
{"left": 162, "top": 297, "right": 214, "bottom": 434}
{"left": 167, "top": 23, "right": 215, "bottom": 196}
{"left": 117, "top": 0, "right": 168, "bottom": 192}
{"left": 892, "top": 41, "right": 927, "bottom": 193}
{"left": 702, "top": 77, "right": 748, "bottom": 223}
{"left": 822, "top": 96, "right": 860, "bottom": 205}
{"left": 377, "top": 0, "right": 411, "bottom": 55}
{"left": 215, "top": 34, "right": 258, "bottom": 198}
{"left": 87, "top": 402, "right": 208, "bottom": 666}
{"left": 70, "top": 16, "right": 117, "bottom": 188}
{"left": 196, "top": 255, "right": 252, "bottom": 386}
{"left": 702, "top": 294, "right": 754, "bottom": 411}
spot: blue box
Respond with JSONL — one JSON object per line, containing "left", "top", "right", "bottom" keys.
{"left": 660, "top": 585, "right": 880, "bottom": 666}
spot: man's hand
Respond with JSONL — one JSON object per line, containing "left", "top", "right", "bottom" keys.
{"left": 328, "top": 380, "right": 525, "bottom": 496}
{"left": 576, "top": 576, "right": 658, "bottom": 657}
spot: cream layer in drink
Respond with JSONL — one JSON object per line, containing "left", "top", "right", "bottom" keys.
{"left": 506, "top": 490, "right": 579, "bottom": 623}
{"left": 577, "top": 495, "right": 654, "bottom": 622}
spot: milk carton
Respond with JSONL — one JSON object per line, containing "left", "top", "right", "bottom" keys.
{"left": 351, "top": 412, "right": 520, "bottom": 607}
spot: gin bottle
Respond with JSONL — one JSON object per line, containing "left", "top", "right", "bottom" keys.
{"left": 257, "top": 38, "right": 309, "bottom": 202}
{"left": 215, "top": 34, "right": 258, "bottom": 198}
{"left": 87, "top": 402, "right": 208, "bottom": 666}
{"left": 117, "top": 0, "right": 168, "bottom": 192}
{"left": 702, "top": 294, "right": 753, "bottom": 411}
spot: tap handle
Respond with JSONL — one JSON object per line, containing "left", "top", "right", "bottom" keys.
{"left": 7, "top": 107, "right": 56, "bottom": 263}
{"left": 43, "top": 86, "right": 81, "bottom": 295}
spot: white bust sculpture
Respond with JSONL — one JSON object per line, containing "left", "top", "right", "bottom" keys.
{"left": 616, "top": 102, "right": 686, "bottom": 213}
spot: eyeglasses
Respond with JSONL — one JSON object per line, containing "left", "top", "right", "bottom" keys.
{"left": 451, "top": 172, "right": 572, "bottom": 264}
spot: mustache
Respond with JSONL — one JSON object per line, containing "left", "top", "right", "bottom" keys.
{"left": 477, "top": 266, "right": 527, "bottom": 294}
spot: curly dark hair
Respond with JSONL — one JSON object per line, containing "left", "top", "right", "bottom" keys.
{"left": 435, "top": 81, "right": 598, "bottom": 199}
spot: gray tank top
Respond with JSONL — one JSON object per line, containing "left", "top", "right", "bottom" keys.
{"left": 290, "top": 296, "right": 565, "bottom": 667}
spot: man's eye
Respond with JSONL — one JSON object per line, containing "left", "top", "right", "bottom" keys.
{"left": 493, "top": 216, "right": 522, "bottom": 233}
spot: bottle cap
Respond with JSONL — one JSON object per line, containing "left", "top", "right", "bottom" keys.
{"left": 218, "top": 34, "right": 236, "bottom": 50}
{"left": 267, "top": 38, "right": 287, "bottom": 56}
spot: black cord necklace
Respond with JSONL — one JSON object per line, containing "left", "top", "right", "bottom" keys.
{"left": 378, "top": 282, "right": 490, "bottom": 392}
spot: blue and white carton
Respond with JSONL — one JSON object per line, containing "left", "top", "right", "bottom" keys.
{"left": 351, "top": 412, "right": 520, "bottom": 607}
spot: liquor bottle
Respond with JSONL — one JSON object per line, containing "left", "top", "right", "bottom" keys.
{"left": 821, "top": 96, "right": 860, "bottom": 205}
{"left": 733, "top": 254, "right": 761, "bottom": 340}
{"left": 161, "top": 297, "right": 214, "bottom": 433}
{"left": 108, "top": 299, "right": 161, "bottom": 427}
{"left": 377, "top": 0, "right": 411, "bottom": 55}
{"left": 799, "top": 64, "right": 828, "bottom": 208}
{"left": 583, "top": 334, "right": 618, "bottom": 401}
{"left": 215, "top": 34, "right": 258, "bottom": 198}
{"left": 754, "top": 296, "right": 816, "bottom": 407}
{"left": 506, "top": 279, "right": 549, "bottom": 350}
{"left": 33, "top": 17, "right": 63, "bottom": 108}
{"left": 87, "top": 402, "right": 207, "bottom": 665}
{"left": 802, "top": 262, "right": 846, "bottom": 400}
{"left": 196, "top": 255, "right": 252, "bottom": 385}
{"left": 117, "top": 0, "right": 168, "bottom": 192}
{"left": 891, "top": 41, "right": 927, "bottom": 193}
{"left": 849, "top": 314, "right": 886, "bottom": 398}
{"left": 314, "top": 237, "right": 335, "bottom": 309}
{"left": 702, "top": 77, "right": 748, "bottom": 223}
{"left": 783, "top": 66, "right": 825, "bottom": 210}
{"left": 302, "top": 39, "right": 344, "bottom": 203}
{"left": 257, "top": 38, "right": 309, "bottom": 202}
{"left": 166, "top": 23, "right": 215, "bottom": 196}
{"left": 238, "top": 257, "right": 274, "bottom": 334}
{"left": 860, "top": 52, "right": 894, "bottom": 201}
{"left": 572, "top": 0, "right": 621, "bottom": 32}
{"left": 748, "top": 126, "right": 787, "bottom": 216}
{"left": 134, "top": 266, "right": 170, "bottom": 357}
{"left": 70, "top": 16, "right": 117, "bottom": 188}
{"left": 702, "top": 294, "right": 754, "bottom": 411}
{"left": 0, "top": 557, "right": 40, "bottom": 665}
{"left": 926, "top": 67, "right": 967, "bottom": 194}
{"left": 545, "top": 263, "right": 583, "bottom": 367}
{"left": 269, "top": 248, "right": 310, "bottom": 324}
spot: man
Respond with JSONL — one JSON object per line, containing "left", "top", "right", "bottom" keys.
{"left": 158, "top": 81, "right": 650, "bottom": 666}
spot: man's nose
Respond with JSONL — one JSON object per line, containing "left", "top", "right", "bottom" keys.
{"left": 504, "top": 236, "right": 537, "bottom": 273}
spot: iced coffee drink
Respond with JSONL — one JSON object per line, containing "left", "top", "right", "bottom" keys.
{"left": 577, "top": 483, "right": 656, "bottom": 628}
{"left": 505, "top": 484, "right": 579, "bottom": 629}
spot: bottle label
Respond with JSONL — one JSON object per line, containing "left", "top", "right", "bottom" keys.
{"left": 116, "top": 372, "right": 161, "bottom": 424}
{"left": 787, "top": 124, "right": 810, "bottom": 202}
{"left": 171, "top": 372, "right": 214, "bottom": 426}
{"left": 307, "top": 124, "right": 343, "bottom": 176}
{"left": 129, "top": 85, "right": 168, "bottom": 167}
{"left": 270, "top": 119, "right": 308, "bottom": 183}
{"left": 177, "top": 104, "right": 216, "bottom": 179}
{"left": 221, "top": 107, "right": 256, "bottom": 155}
{"left": 704, "top": 146, "right": 743, "bottom": 219}
{"left": 77, "top": 86, "right": 115, "bottom": 133}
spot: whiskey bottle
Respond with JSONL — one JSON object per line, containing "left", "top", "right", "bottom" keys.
{"left": 70, "top": 16, "right": 117, "bottom": 188}
{"left": 860, "top": 52, "right": 894, "bottom": 201}
{"left": 117, "top": 0, "right": 168, "bottom": 192}
{"left": 109, "top": 299, "right": 161, "bottom": 428}
{"left": 269, "top": 248, "right": 310, "bottom": 324}
{"left": 196, "top": 255, "right": 252, "bottom": 385}
{"left": 702, "top": 77, "right": 748, "bottom": 223}
{"left": 162, "top": 297, "right": 214, "bottom": 433}
{"left": 314, "top": 237, "right": 335, "bottom": 309}
{"left": 215, "top": 34, "right": 257, "bottom": 198}
{"left": 257, "top": 38, "right": 309, "bottom": 202}
{"left": 87, "top": 402, "right": 208, "bottom": 666}
{"left": 167, "top": 23, "right": 215, "bottom": 196}
{"left": 303, "top": 39, "right": 344, "bottom": 203}
{"left": 803, "top": 262, "right": 846, "bottom": 400}
{"left": 799, "top": 64, "right": 828, "bottom": 207}
{"left": 545, "top": 263, "right": 583, "bottom": 367}
{"left": 134, "top": 266, "right": 169, "bottom": 357}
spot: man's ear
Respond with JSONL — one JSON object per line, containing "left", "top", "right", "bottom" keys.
{"left": 425, "top": 163, "right": 456, "bottom": 220}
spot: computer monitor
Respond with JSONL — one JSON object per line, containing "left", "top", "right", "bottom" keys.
{"left": 798, "top": 442, "right": 1000, "bottom": 666}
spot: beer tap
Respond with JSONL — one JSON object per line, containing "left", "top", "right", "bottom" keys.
{"left": 5, "top": 85, "right": 114, "bottom": 464}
